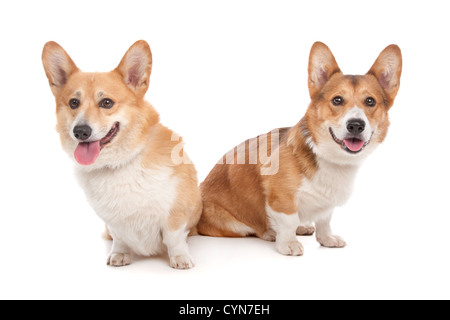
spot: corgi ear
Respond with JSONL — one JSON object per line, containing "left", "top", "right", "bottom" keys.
{"left": 368, "top": 45, "right": 402, "bottom": 107}
{"left": 308, "top": 42, "right": 341, "bottom": 99}
{"left": 42, "top": 41, "right": 79, "bottom": 95}
{"left": 116, "top": 40, "right": 153, "bottom": 97}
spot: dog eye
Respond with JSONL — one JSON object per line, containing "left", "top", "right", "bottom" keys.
{"left": 365, "top": 97, "right": 376, "bottom": 107}
{"left": 332, "top": 96, "right": 344, "bottom": 106}
{"left": 99, "top": 98, "right": 115, "bottom": 109}
{"left": 69, "top": 99, "right": 80, "bottom": 109}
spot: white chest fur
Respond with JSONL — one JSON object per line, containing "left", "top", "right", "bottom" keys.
{"left": 297, "top": 158, "right": 360, "bottom": 223}
{"left": 75, "top": 156, "right": 178, "bottom": 256}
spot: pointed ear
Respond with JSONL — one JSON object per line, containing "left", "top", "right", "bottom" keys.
{"left": 116, "top": 40, "right": 152, "bottom": 97}
{"left": 42, "top": 41, "right": 79, "bottom": 95}
{"left": 308, "top": 42, "right": 341, "bottom": 99}
{"left": 368, "top": 45, "right": 402, "bottom": 107}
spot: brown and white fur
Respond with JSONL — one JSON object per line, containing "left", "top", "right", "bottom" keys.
{"left": 198, "top": 42, "right": 402, "bottom": 255}
{"left": 42, "top": 41, "right": 202, "bottom": 269}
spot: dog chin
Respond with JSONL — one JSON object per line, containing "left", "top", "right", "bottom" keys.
{"left": 314, "top": 139, "right": 374, "bottom": 166}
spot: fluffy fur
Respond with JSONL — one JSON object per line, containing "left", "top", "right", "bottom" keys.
{"left": 198, "top": 42, "right": 402, "bottom": 255}
{"left": 42, "top": 41, "right": 202, "bottom": 269}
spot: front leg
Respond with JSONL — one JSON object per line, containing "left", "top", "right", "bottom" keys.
{"left": 266, "top": 206, "right": 303, "bottom": 256}
{"left": 107, "top": 237, "right": 132, "bottom": 267}
{"left": 315, "top": 212, "right": 346, "bottom": 248}
{"left": 162, "top": 225, "right": 195, "bottom": 270}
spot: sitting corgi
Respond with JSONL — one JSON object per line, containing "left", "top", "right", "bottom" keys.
{"left": 42, "top": 41, "right": 202, "bottom": 269}
{"left": 198, "top": 42, "right": 402, "bottom": 255}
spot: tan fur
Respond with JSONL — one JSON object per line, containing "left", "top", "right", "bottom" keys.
{"left": 139, "top": 122, "right": 203, "bottom": 233}
{"left": 198, "top": 42, "right": 402, "bottom": 241}
{"left": 198, "top": 126, "right": 317, "bottom": 238}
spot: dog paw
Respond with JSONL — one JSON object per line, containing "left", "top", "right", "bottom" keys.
{"left": 317, "top": 235, "right": 347, "bottom": 248}
{"left": 296, "top": 225, "right": 315, "bottom": 236}
{"left": 107, "top": 253, "right": 132, "bottom": 267}
{"left": 170, "top": 255, "right": 195, "bottom": 270}
{"left": 276, "top": 240, "right": 304, "bottom": 256}
{"left": 260, "top": 229, "right": 276, "bottom": 242}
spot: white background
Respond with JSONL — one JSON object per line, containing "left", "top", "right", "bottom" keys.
{"left": 1, "top": 0, "right": 449, "bottom": 300}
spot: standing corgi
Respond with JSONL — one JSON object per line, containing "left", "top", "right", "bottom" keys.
{"left": 198, "top": 42, "right": 402, "bottom": 255}
{"left": 42, "top": 41, "right": 202, "bottom": 269}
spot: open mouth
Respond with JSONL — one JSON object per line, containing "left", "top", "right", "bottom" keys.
{"left": 99, "top": 122, "right": 120, "bottom": 148}
{"left": 329, "top": 128, "right": 370, "bottom": 154}
{"left": 74, "top": 122, "right": 120, "bottom": 166}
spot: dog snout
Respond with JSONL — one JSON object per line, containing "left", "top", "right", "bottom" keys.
{"left": 346, "top": 119, "right": 365, "bottom": 135}
{"left": 73, "top": 125, "right": 92, "bottom": 141}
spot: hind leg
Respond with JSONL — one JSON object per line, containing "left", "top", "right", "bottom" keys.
{"left": 102, "top": 224, "right": 113, "bottom": 240}
{"left": 197, "top": 202, "right": 255, "bottom": 237}
{"left": 260, "top": 229, "right": 276, "bottom": 241}
{"left": 296, "top": 224, "right": 315, "bottom": 236}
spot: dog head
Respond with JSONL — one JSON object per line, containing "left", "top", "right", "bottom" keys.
{"left": 42, "top": 40, "right": 158, "bottom": 169}
{"left": 304, "top": 42, "right": 402, "bottom": 165}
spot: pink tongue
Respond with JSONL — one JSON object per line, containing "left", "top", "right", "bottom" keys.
{"left": 74, "top": 141, "right": 101, "bottom": 165}
{"left": 344, "top": 138, "right": 365, "bottom": 152}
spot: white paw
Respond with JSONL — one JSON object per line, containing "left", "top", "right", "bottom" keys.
{"left": 107, "top": 253, "right": 131, "bottom": 267}
{"left": 317, "top": 235, "right": 347, "bottom": 248}
{"left": 170, "top": 255, "right": 195, "bottom": 270}
{"left": 260, "top": 229, "right": 276, "bottom": 242}
{"left": 276, "top": 240, "right": 304, "bottom": 256}
{"left": 296, "top": 225, "right": 315, "bottom": 236}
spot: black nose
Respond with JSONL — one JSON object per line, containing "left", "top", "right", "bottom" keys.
{"left": 346, "top": 119, "right": 366, "bottom": 135}
{"left": 73, "top": 125, "right": 92, "bottom": 141}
